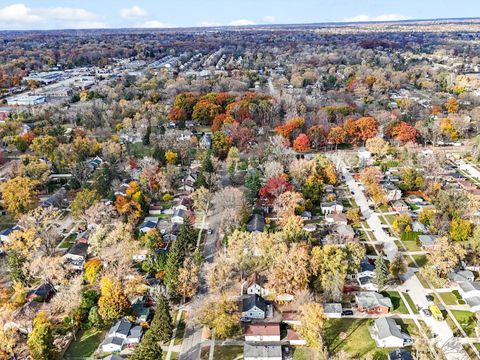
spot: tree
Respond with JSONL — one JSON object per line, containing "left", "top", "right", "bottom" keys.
{"left": 244, "top": 170, "right": 262, "bottom": 201}
{"left": 165, "top": 150, "right": 178, "bottom": 165}
{"left": 84, "top": 259, "right": 102, "bottom": 284}
{"left": 195, "top": 295, "right": 239, "bottom": 339}
{"left": 274, "top": 117, "right": 304, "bottom": 139}
{"left": 71, "top": 188, "right": 100, "bottom": 219}
{"left": 150, "top": 294, "right": 173, "bottom": 343}
{"left": 0, "top": 176, "right": 38, "bottom": 217}
{"left": 346, "top": 208, "right": 360, "bottom": 225}
{"left": 365, "top": 138, "right": 389, "bottom": 157}
{"left": 444, "top": 97, "right": 459, "bottom": 113}
{"left": 259, "top": 177, "right": 293, "bottom": 201}
{"left": 440, "top": 118, "right": 459, "bottom": 141}
{"left": 293, "top": 133, "right": 311, "bottom": 152}
{"left": 389, "top": 254, "right": 407, "bottom": 280}
{"left": 356, "top": 117, "right": 379, "bottom": 143}
{"left": 273, "top": 191, "right": 304, "bottom": 220}
{"left": 392, "top": 214, "right": 412, "bottom": 234}
{"left": 419, "top": 208, "right": 435, "bottom": 227}
{"left": 393, "top": 122, "right": 417, "bottom": 144}
{"left": 212, "top": 132, "right": 233, "bottom": 160}
{"left": 311, "top": 245, "right": 348, "bottom": 301}
{"left": 373, "top": 255, "right": 389, "bottom": 289}
{"left": 177, "top": 257, "right": 200, "bottom": 301}
{"left": 428, "top": 237, "right": 466, "bottom": 277}
{"left": 98, "top": 276, "right": 131, "bottom": 322}
{"left": 450, "top": 218, "right": 472, "bottom": 242}
{"left": 327, "top": 126, "right": 346, "bottom": 149}
{"left": 30, "top": 135, "right": 58, "bottom": 161}
{"left": 27, "top": 311, "right": 55, "bottom": 360}
{"left": 192, "top": 99, "right": 221, "bottom": 125}
{"left": 401, "top": 168, "right": 424, "bottom": 191}
{"left": 295, "top": 302, "right": 327, "bottom": 349}
{"left": 130, "top": 331, "right": 163, "bottom": 360}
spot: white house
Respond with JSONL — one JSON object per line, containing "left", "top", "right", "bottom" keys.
{"left": 63, "top": 242, "right": 88, "bottom": 270}
{"left": 320, "top": 202, "right": 344, "bottom": 215}
{"left": 171, "top": 208, "right": 187, "bottom": 224}
{"left": 244, "top": 344, "right": 282, "bottom": 360}
{"left": 244, "top": 324, "right": 280, "bottom": 342}
{"left": 458, "top": 281, "right": 480, "bottom": 300}
{"left": 245, "top": 273, "right": 269, "bottom": 297}
{"left": 324, "top": 303, "right": 342, "bottom": 318}
{"left": 371, "top": 317, "right": 412, "bottom": 348}
{"left": 355, "top": 258, "right": 377, "bottom": 291}
{"left": 139, "top": 217, "right": 159, "bottom": 233}
{"left": 101, "top": 318, "right": 143, "bottom": 353}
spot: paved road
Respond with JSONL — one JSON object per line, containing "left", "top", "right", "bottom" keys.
{"left": 334, "top": 154, "right": 471, "bottom": 360}
{"left": 179, "top": 227, "right": 217, "bottom": 360}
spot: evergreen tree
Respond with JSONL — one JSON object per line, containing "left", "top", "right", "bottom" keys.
{"left": 373, "top": 255, "right": 389, "bottom": 290}
{"left": 151, "top": 294, "right": 173, "bottom": 342}
{"left": 92, "top": 165, "right": 113, "bottom": 197}
{"left": 201, "top": 154, "right": 214, "bottom": 173}
{"left": 244, "top": 170, "right": 262, "bottom": 201}
{"left": 6, "top": 250, "right": 28, "bottom": 285}
{"left": 142, "top": 125, "right": 151, "bottom": 145}
{"left": 164, "top": 223, "right": 196, "bottom": 296}
{"left": 27, "top": 312, "right": 55, "bottom": 360}
{"left": 130, "top": 331, "right": 163, "bottom": 360}
{"left": 152, "top": 145, "right": 165, "bottom": 165}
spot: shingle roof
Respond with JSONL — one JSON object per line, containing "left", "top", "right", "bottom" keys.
{"left": 246, "top": 213, "right": 265, "bottom": 233}
{"left": 109, "top": 318, "right": 132, "bottom": 337}
{"left": 243, "top": 344, "right": 281, "bottom": 358}
{"left": 67, "top": 242, "right": 88, "bottom": 257}
{"left": 356, "top": 292, "right": 392, "bottom": 309}
{"left": 375, "top": 317, "right": 405, "bottom": 340}
{"left": 242, "top": 294, "right": 266, "bottom": 312}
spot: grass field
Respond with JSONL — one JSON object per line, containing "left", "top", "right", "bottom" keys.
{"left": 325, "top": 318, "right": 389, "bottom": 358}
{"left": 439, "top": 292, "right": 458, "bottom": 306}
{"left": 400, "top": 231, "right": 420, "bottom": 243}
{"left": 381, "top": 291, "right": 409, "bottom": 314}
{"left": 451, "top": 310, "right": 477, "bottom": 337}
{"left": 402, "top": 240, "right": 421, "bottom": 252}
{"left": 64, "top": 328, "right": 103, "bottom": 359}
{"left": 403, "top": 292, "right": 419, "bottom": 314}
{"left": 200, "top": 345, "right": 243, "bottom": 360}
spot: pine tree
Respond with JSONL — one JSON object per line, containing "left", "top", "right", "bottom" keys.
{"left": 27, "top": 312, "right": 55, "bottom": 360}
{"left": 151, "top": 294, "right": 173, "bottom": 343}
{"left": 373, "top": 255, "right": 389, "bottom": 290}
{"left": 130, "top": 331, "right": 163, "bottom": 360}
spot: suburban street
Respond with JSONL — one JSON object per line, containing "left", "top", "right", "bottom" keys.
{"left": 334, "top": 153, "right": 472, "bottom": 360}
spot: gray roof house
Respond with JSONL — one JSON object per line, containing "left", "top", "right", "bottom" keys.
{"left": 243, "top": 344, "right": 282, "bottom": 360}
{"left": 371, "top": 317, "right": 412, "bottom": 348}
{"left": 242, "top": 294, "right": 266, "bottom": 319}
{"left": 172, "top": 208, "right": 187, "bottom": 224}
{"left": 246, "top": 213, "right": 265, "bottom": 233}
{"left": 64, "top": 242, "right": 88, "bottom": 270}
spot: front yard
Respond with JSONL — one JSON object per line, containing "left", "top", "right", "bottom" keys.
{"left": 200, "top": 345, "right": 243, "bottom": 360}
{"left": 325, "top": 318, "right": 389, "bottom": 358}
{"left": 64, "top": 328, "right": 104, "bottom": 359}
{"left": 451, "top": 310, "right": 477, "bottom": 337}
{"left": 381, "top": 291, "right": 409, "bottom": 314}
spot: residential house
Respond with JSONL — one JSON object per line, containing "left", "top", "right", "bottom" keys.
{"left": 370, "top": 317, "right": 412, "bottom": 348}
{"left": 26, "top": 283, "right": 55, "bottom": 303}
{"left": 287, "top": 328, "right": 307, "bottom": 346}
{"left": 303, "top": 223, "right": 317, "bottom": 232}
{"left": 356, "top": 258, "right": 377, "bottom": 291}
{"left": 447, "top": 269, "right": 475, "bottom": 283}
{"left": 381, "top": 182, "right": 402, "bottom": 202}
{"left": 301, "top": 211, "right": 312, "bottom": 221}
{"left": 200, "top": 133, "right": 212, "bottom": 149}
{"left": 131, "top": 296, "right": 151, "bottom": 323}
{"left": 411, "top": 221, "right": 427, "bottom": 234}
{"left": 244, "top": 324, "right": 280, "bottom": 342}
{"left": 324, "top": 303, "right": 342, "bottom": 318}
{"left": 243, "top": 344, "right": 282, "bottom": 360}
{"left": 358, "top": 148, "right": 372, "bottom": 164}
{"left": 418, "top": 235, "right": 437, "bottom": 251}
{"left": 41, "top": 187, "right": 68, "bottom": 209}
{"left": 320, "top": 201, "right": 344, "bottom": 215}
{"left": 64, "top": 242, "right": 88, "bottom": 270}
{"left": 132, "top": 249, "right": 149, "bottom": 262}
{"left": 103, "top": 355, "right": 125, "bottom": 360}
{"left": 388, "top": 349, "right": 413, "bottom": 360}
{"left": 325, "top": 212, "right": 348, "bottom": 225}
{"left": 242, "top": 294, "right": 267, "bottom": 319}
{"left": 101, "top": 318, "right": 143, "bottom": 353}
{"left": 246, "top": 213, "right": 265, "bottom": 234}
{"left": 458, "top": 281, "right": 480, "bottom": 312}
{"left": 334, "top": 224, "right": 355, "bottom": 241}
{"left": 356, "top": 292, "right": 392, "bottom": 314}
{"left": 171, "top": 208, "right": 187, "bottom": 224}
{"left": 0, "top": 224, "right": 20, "bottom": 243}
{"left": 245, "top": 272, "right": 269, "bottom": 297}
{"left": 391, "top": 200, "right": 409, "bottom": 213}
{"left": 139, "top": 217, "right": 159, "bottom": 234}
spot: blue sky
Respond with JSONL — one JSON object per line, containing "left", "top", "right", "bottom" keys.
{"left": 1, "top": 1, "right": 480, "bottom": 30}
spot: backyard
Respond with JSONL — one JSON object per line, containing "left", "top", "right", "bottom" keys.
{"left": 64, "top": 328, "right": 104, "bottom": 359}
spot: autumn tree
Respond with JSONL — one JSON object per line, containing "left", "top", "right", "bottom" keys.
{"left": 389, "top": 254, "right": 407, "bottom": 280}
{"left": 392, "top": 121, "right": 417, "bottom": 144}
{"left": 295, "top": 302, "right": 327, "bottom": 349}
{"left": 165, "top": 150, "right": 178, "bottom": 165}
{"left": 427, "top": 237, "right": 466, "bottom": 277}
{"left": 212, "top": 132, "right": 233, "bottom": 159}
{"left": 84, "top": 259, "right": 102, "bottom": 284}
{"left": 450, "top": 218, "right": 472, "bottom": 242}
{"left": 274, "top": 117, "right": 304, "bottom": 139}
{"left": 192, "top": 99, "right": 221, "bottom": 125}
{"left": 0, "top": 176, "right": 38, "bottom": 217}
{"left": 293, "top": 133, "right": 311, "bottom": 152}
{"left": 177, "top": 256, "right": 200, "bottom": 301}
{"left": 365, "top": 138, "right": 389, "bottom": 157}
{"left": 195, "top": 295, "right": 240, "bottom": 339}
{"left": 444, "top": 97, "right": 459, "bottom": 113}
{"left": 327, "top": 126, "right": 346, "bottom": 149}
{"left": 30, "top": 135, "right": 58, "bottom": 161}
{"left": 71, "top": 188, "right": 100, "bottom": 219}
{"left": 259, "top": 177, "right": 293, "bottom": 202}
{"left": 27, "top": 311, "right": 55, "bottom": 360}
{"left": 273, "top": 191, "right": 304, "bottom": 220}
{"left": 98, "top": 276, "right": 131, "bottom": 322}
{"left": 356, "top": 117, "right": 379, "bottom": 144}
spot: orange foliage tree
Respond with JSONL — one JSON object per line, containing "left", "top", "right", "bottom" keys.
{"left": 293, "top": 133, "right": 311, "bottom": 152}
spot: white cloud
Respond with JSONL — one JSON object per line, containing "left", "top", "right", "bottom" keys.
{"left": 262, "top": 15, "right": 276, "bottom": 23}
{"left": 120, "top": 5, "right": 147, "bottom": 19}
{"left": 229, "top": 19, "right": 256, "bottom": 26}
{"left": 140, "top": 20, "right": 174, "bottom": 28}
{"left": 198, "top": 21, "right": 221, "bottom": 27}
{"left": 343, "top": 14, "right": 409, "bottom": 22}
{"left": 0, "top": 3, "right": 106, "bottom": 29}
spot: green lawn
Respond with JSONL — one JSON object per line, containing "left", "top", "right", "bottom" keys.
{"left": 292, "top": 347, "right": 322, "bottom": 360}
{"left": 451, "top": 310, "right": 477, "bottom": 337}
{"left": 64, "top": 328, "right": 103, "bottom": 359}
{"left": 403, "top": 293, "right": 419, "bottom": 314}
{"left": 58, "top": 233, "right": 77, "bottom": 249}
{"left": 400, "top": 231, "right": 420, "bottom": 243}
{"left": 439, "top": 292, "right": 458, "bottom": 306}
{"left": 384, "top": 214, "right": 396, "bottom": 225}
{"left": 174, "top": 312, "right": 186, "bottom": 345}
{"left": 325, "top": 319, "right": 389, "bottom": 358}
{"left": 408, "top": 255, "right": 427, "bottom": 268}
{"left": 200, "top": 345, "right": 243, "bottom": 360}
{"left": 381, "top": 291, "right": 409, "bottom": 314}
{"left": 402, "top": 240, "right": 421, "bottom": 252}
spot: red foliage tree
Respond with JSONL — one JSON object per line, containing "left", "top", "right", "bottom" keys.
{"left": 356, "top": 117, "right": 379, "bottom": 143}
{"left": 168, "top": 107, "right": 188, "bottom": 122}
{"left": 293, "top": 133, "right": 311, "bottom": 152}
{"left": 343, "top": 118, "right": 359, "bottom": 144}
{"left": 259, "top": 177, "right": 293, "bottom": 201}
{"left": 393, "top": 121, "right": 417, "bottom": 144}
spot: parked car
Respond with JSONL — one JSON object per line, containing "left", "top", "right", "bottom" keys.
{"left": 422, "top": 308, "right": 432, "bottom": 317}
{"left": 341, "top": 309, "right": 354, "bottom": 316}
{"left": 240, "top": 317, "right": 252, "bottom": 323}
{"left": 425, "top": 294, "right": 434, "bottom": 302}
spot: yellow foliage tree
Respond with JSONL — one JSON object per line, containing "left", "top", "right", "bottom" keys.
{"left": 165, "top": 150, "right": 178, "bottom": 165}
{"left": 0, "top": 176, "right": 39, "bottom": 218}
{"left": 98, "top": 276, "right": 131, "bottom": 322}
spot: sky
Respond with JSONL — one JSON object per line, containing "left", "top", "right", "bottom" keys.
{"left": 1, "top": 0, "right": 480, "bottom": 30}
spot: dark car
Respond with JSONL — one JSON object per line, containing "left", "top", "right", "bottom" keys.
{"left": 240, "top": 317, "right": 252, "bottom": 323}
{"left": 341, "top": 310, "right": 354, "bottom": 316}
{"left": 425, "top": 294, "right": 434, "bottom": 302}
{"left": 422, "top": 308, "right": 432, "bottom": 317}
